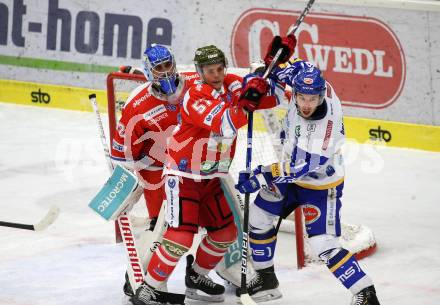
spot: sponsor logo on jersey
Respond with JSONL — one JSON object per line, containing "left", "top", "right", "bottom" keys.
{"left": 143, "top": 104, "right": 166, "bottom": 120}
{"left": 178, "top": 158, "right": 188, "bottom": 172}
{"left": 133, "top": 92, "right": 151, "bottom": 108}
{"left": 307, "top": 123, "right": 316, "bottom": 132}
{"left": 303, "top": 204, "right": 321, "bottom": 225}
{"left": 203, "top": 103, "right": 224, "bottom": 126}
{"left": 228, "top": 80, "right": 242, "bottom": 93}
{"left": 231, "top": 9, "right": 405, "bottom": 109}
{"left": 369, "top": 125, "right": 392, "bottom": 142}
{"left": 147, "top": 112, "right": 168, "bottom": 126}
{"left": 112, "top": 139, "right": 125, "bottom": 152}
{"left": 303, "top": 78, "right": 314, "bottom": 85}
{"left": 322, "top": 120, "right": 333, "bottom": 150}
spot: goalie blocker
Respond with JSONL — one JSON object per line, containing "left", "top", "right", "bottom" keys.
{"left": 89, "top": 165, "right": 142, "bottom": 221}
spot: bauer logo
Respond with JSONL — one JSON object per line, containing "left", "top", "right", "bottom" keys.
{"left": 231, "top": 9, "right": 406, "bottom": 109}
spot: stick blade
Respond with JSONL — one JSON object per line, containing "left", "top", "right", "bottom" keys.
{"left": 34, "top": 206, "right": 60, "bottom": 231}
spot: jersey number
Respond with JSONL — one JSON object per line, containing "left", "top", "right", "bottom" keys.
{"left": 191, "top": 99, "right": 212, "bottom": 114}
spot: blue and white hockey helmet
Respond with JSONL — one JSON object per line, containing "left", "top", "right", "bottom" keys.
{"left": 293, "top": 66, "right": 326, "bottom": 105}
{"left": 143, "top": 44, "right": 178, "bottom": 95}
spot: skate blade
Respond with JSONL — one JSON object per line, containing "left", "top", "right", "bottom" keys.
{"left": 237, "top": 289, "right": 283, "bottom": 304}
{"left": 185, "top": 288, "right": 224, "bottom": 303}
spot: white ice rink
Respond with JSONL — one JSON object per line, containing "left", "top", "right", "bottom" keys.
{"left": 1, "top": 103, "right": 440, "bottom": 305}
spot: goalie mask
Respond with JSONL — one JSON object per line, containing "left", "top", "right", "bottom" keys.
{"left": 143, "top": 44, "right": 178, "bottom": 95}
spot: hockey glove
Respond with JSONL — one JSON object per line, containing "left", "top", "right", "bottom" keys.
{"left": 235, "top": 165, "right": 273, "bottom": 194}
{"left": 119, "top": 65, "right": 144, "bottom": 75}
{"left": 239, "top": 77, "right": 269, "bottom": 112}
{"left": 264, "top": 34, "right": 297, "bottom": 67}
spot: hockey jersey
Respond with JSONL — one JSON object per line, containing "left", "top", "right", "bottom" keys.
{"left": 110, "top": 72, "right": 199, "bottom": 171}
{"left": 165, "top": 74, "right": 278, "bottom": 179}
{"left": 267, "top": 59, "right": 345, "bottom": 190}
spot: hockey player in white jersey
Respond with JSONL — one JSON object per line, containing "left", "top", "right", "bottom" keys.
{"left": 236, "top": 57, "right": 381, "bottom": 305}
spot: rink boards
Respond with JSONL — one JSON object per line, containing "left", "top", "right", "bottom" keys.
{"left": 1, "top": 78, "right": 439, "bottom": 152}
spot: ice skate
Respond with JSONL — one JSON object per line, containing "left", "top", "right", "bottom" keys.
{"left": 351, "top": 285, "right": 380, "bottom": 305}
{"left": 132, "top": 282, "right": 185, "bottom": 305}
{"left": 236, "top": 266, "right": 282, "bottom": 303}
{"left": 185, "top": 254, "right": 225, "bottom": 302}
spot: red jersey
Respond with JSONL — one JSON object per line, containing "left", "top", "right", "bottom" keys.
{"left": 110, "top": 72, "right": 199, "bottom": 171}
{"left": 165, "top": 74, "right": 277, "bottom": 179}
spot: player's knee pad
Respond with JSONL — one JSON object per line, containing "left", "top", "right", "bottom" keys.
{"left": 249, "top": 202, "right": 277, "bottom": 234}
{"left": 308, "top": 234, "right": 342, "bottom": 262}
{"left": 207, "top": 221, "right": 238, "bottom": 250}
{"left": 161, "top": 228, "right": 194, "bottom": 258}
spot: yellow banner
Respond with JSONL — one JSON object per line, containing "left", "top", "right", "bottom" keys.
{"left": 0, "top": 79, "right": 108, "bottom": 113}
{"left": 1, "top": 79, "right": 439, "bottom": 152}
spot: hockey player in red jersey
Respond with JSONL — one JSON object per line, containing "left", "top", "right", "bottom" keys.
{"left": 111, "top": 44, "right": 198, "bottom": 226}
{"left": 131, "top": 45, "right": 278, "bottom": 305}
{"left": 109, "top": 44, "right": 199, "bottom": 298}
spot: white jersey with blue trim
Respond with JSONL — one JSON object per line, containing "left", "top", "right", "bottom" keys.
{"left": 279, "top": 81, "right": 345, "bottom": 190}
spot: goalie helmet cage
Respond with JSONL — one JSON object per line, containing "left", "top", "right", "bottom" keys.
{"left": 106, "top": 71, "right": 377, "bottom": 269}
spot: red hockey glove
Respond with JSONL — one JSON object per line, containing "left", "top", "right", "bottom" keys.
{"left": 263, "top": 34, "right": 297, "bottom": 67}
{"left": 239, "top": 77, "right": 269, "bottom": 112}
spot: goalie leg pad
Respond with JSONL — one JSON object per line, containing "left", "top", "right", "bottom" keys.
{"left": 145, "top": 228, "right": 194, "bottom": 288}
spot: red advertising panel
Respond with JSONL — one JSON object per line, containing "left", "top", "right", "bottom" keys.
{"left": 231, "top": 9, "right": 406, "bottom": 109}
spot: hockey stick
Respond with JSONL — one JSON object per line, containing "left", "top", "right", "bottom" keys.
{"left": 89, "top": 93, "right": 145, "bottom": 291}
{"left": 262, "top": 0, "right": 315, "bottom": 79}
{"left": 240, "top": 112, "right": 256, "bottom": 305}
{"left": 0, "top": 206, "right": 60, "bottom": 231}
{"left": 240, "top": 1, "right": 316, "bottom": 304}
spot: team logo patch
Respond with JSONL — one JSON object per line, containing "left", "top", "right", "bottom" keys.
{"left": 303, "top": 205, "right": 321, "bottom": 225}
{"left": 295, "top": 125, "right": 301, "bottom": 138}
{"left": 178, "top": 158, "right": 188, "bottom": 171}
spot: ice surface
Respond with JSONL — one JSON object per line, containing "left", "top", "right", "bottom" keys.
{"left": 1, "top": 103, "right": 439, "bottom": 305}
